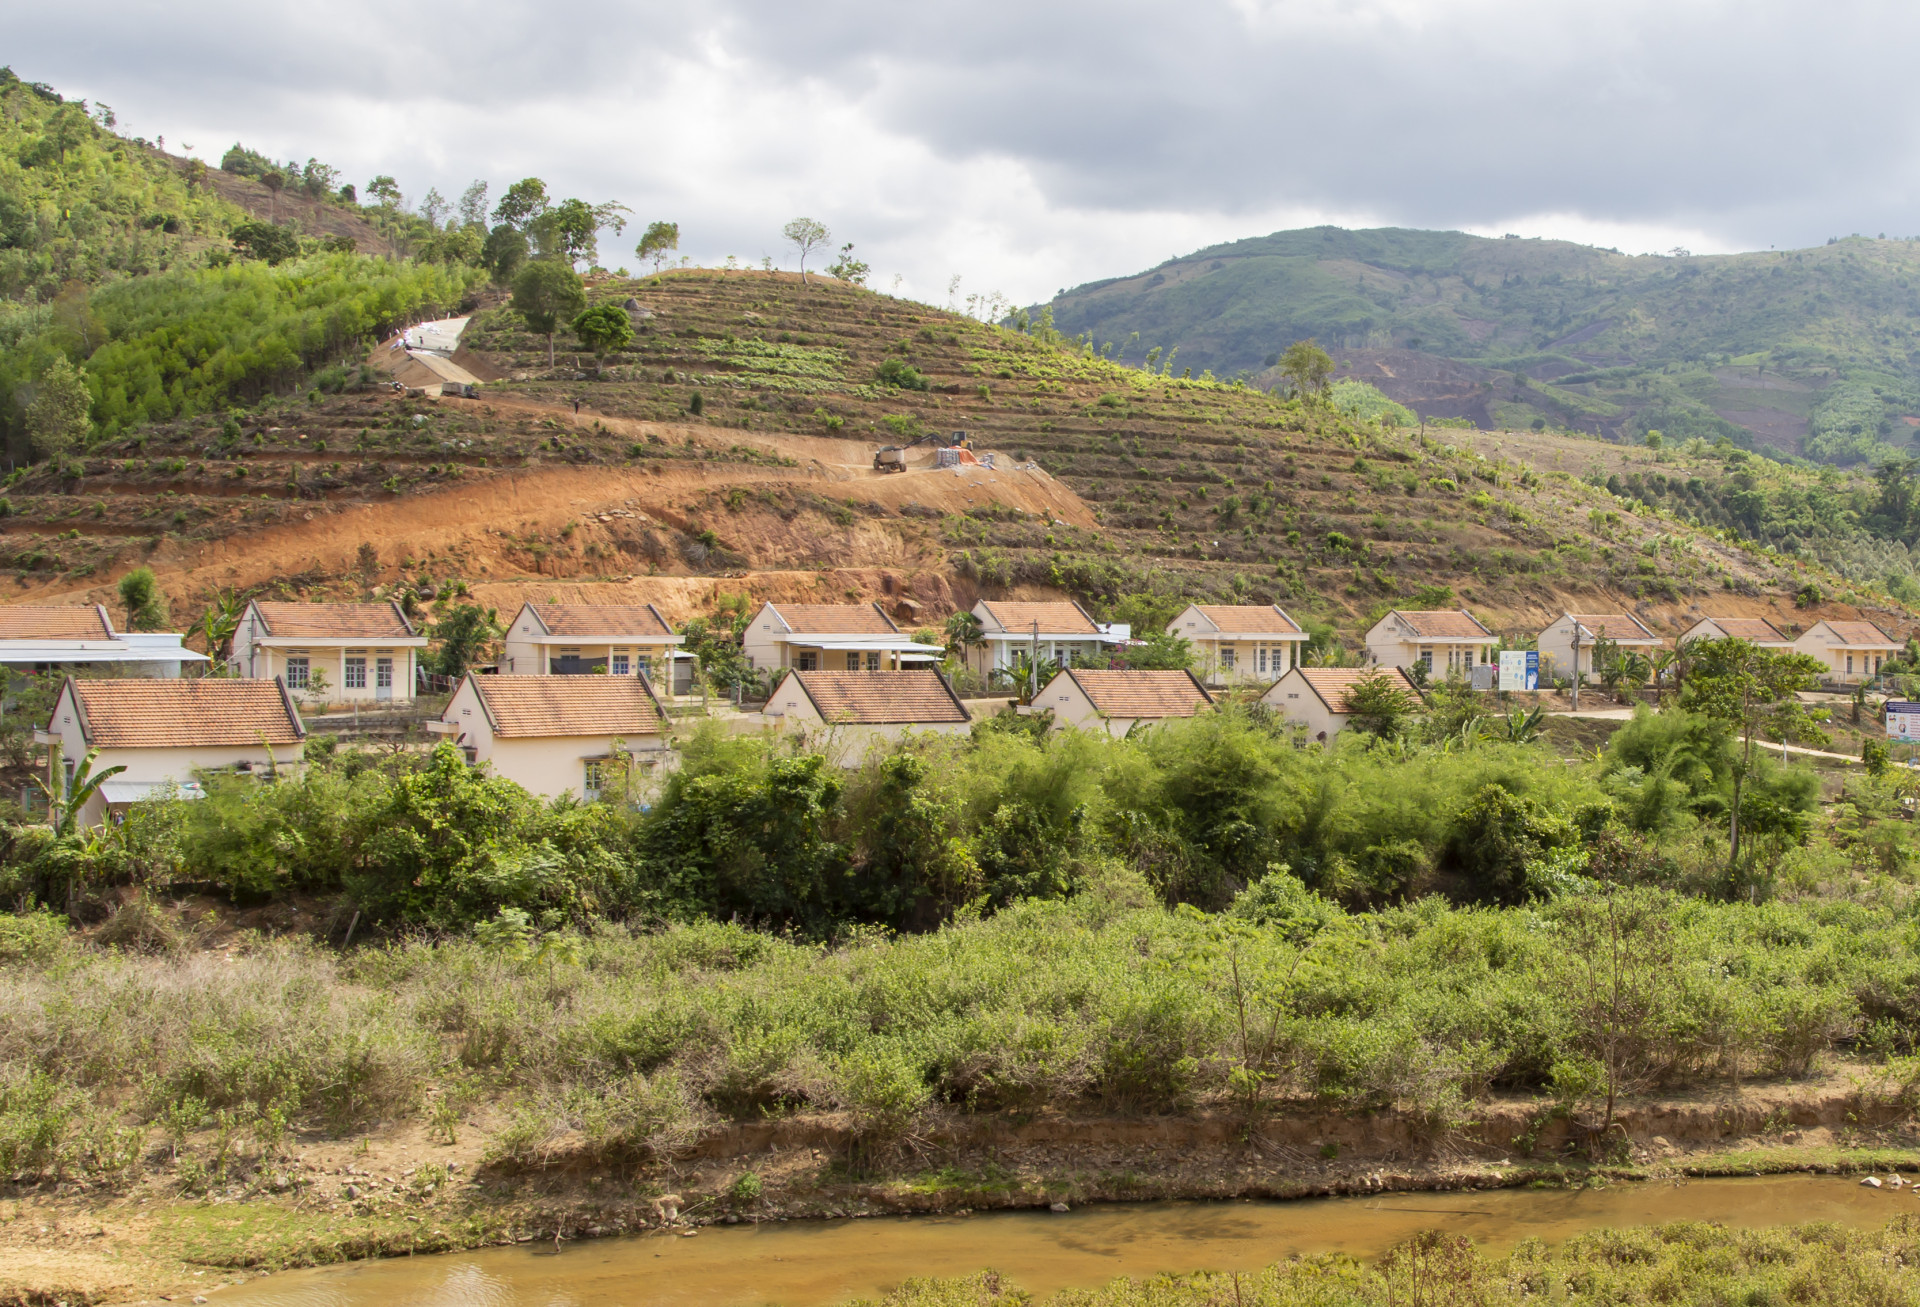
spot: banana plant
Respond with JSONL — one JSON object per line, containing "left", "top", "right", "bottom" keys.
{"left": 36, "top": 744, "right": 126, "bottom": 836}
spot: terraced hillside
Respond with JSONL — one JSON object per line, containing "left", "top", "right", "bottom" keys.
{"left": 5, "top": 268, "right": 1913, "bottom": 648}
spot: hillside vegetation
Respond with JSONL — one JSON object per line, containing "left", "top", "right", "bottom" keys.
{"left": 1048, "top": 226, "right": 1920, "bottom": 465}
{"left": 4, "top": 267, "right": 1918, "bottom": 644}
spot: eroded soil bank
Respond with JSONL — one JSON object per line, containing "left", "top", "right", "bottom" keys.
{"left": 7, "top": 1070, "right": 1918, "bottom": 1307}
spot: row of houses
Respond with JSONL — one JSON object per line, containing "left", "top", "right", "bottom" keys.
{"left": 6, "top": 599, "right": 1898, "bottom": 705}
{"left": 14, "top": 593, "right": 1909, "bottom": 826}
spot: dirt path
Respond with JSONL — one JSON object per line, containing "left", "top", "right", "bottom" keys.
{"left": 25, "top": 398, "right": 1095, "bottom": 610}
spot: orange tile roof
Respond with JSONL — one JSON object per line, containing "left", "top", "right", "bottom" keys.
{"left": 1192, "top": 605, "right": 1304, "bottom": 636}
{"left": 66, "top": 677, "right": 302, "bottom": 748}
{"left": 1566, "top": 613, "right": 1658, "bottom": 641}
{"left": 980, "top": 601, "right": 1101, "bottom": 635}
{"left": 466, "top": 675, "right": 665, "bottom": 738}
{"left": 1822, "top": 620, "right": 1898, "bottom": 647}
{"left": 789, "top": 670, "right": 969, "bottom": 724}
{"left": 1695, "top": 617, "right": 1790, "bottom": 643}
{"left": 1392, "top": 610, "right": 1494, "bottom": 640}
{"left": 252, "top": 601, "right": 416, "bottom": 640}
{"left": 1294, "top": 667, "right": 1420, "bottom": 714}
{"left": 530, "top": 604, "right": 676, "bottom": 639}
{"left": 1068, "top": 669, "right": 1212, "bottom": 718}
{"left": 0, "top": 605, "right": 113, "bottom": 639}
{"left": 768, "top": 603, "right": 899, "bottom": 635}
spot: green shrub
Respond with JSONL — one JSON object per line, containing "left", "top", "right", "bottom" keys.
{"left": 875, "top": 358, "right": 929, "bottom": 391}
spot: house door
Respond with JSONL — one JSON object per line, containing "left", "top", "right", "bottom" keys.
{"left": 375, "top": 657, "right": 393, "bottom": 701}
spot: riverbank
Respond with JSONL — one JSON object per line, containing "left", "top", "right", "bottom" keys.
{"left": 9, "top": 1069, "right": 1920, "bottom": 1307}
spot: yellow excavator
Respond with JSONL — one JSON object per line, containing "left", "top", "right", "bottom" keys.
{"left": 874, "top": 430, "right": 971, "bottom": 473}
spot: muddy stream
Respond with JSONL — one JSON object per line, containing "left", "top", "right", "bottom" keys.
{"left": 222, "top": 1176, "right": 1911, "bottom": 1307}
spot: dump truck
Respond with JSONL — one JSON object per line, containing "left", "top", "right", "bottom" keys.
{"left": 874, "top": 430, "right": 970, "bottom": 473}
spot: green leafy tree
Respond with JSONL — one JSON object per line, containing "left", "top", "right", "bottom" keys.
{"left": 427, "top": 604, "right": 503, "bottom": 680}
{"left": 483, "top": 224, "right": 529, "bottom": 283}
{"left": 116, "top": 566, "right": 168, "bottom": 631}
{"left": 1277, "top": 338, "right": 1334, "bottom": 401}
{"left": 826, "top": 242, "right": 870, "bottom": 286}
{"left": 636, "top": 220, "right": 679, "bottom": 272}
{"left": 783, "top": 217, "right": 830, "bottom": 285}
{"left": 572, "top": 303, "right": 634, "bottom": 374}
{"left": 23, "top": 355, "right": 90, "bottom": 462}
{"left": 260, "top": 169, "right": 285, "bottom": 221}
{"left": 365, "top": 175, "right": 403, "bottom": 208}
{"left": 1120, "top": 629, "right": 1194, "bottom": 671}
{"left": 491, "top": 177, "right": 549, "bottom": 229}
{"left": 532, "top": 198, "right": 630, "bottom": 268}
{"left": 1679, "top": 638, "right": 1825, "bottom": 869}
{"left": 196, "top": 589, "right": 245, "bottom": 663}
{"left": 1343, "top": 670, "right": 1417, "bottom": 740}
{"left": 229, "top": 220, "right": 300, "bottom": 265}
{"left": 511, "top": 260, "right": 588, "bottom": 367}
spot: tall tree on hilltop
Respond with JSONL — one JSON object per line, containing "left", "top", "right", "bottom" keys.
{"left": 783, "top": 217, "right": 830, "bottom": 286}
{"left": 492, "top": 177, "right": 549, "bottom": 230}
{"left": 511, "top": 260, "right": 587, "bottom": 367}
{"left": 1278, "top": 339, "right": 1334, "bottom": 401}
{"left": 636, "top": 221, "right": 679, "bottom": 272}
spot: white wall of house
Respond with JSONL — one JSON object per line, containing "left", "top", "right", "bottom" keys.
{"left": 1793, "top": 624, "right": 1897, "bottom": 683}
{"left": 1260, "top": 670, "right": 1348, "bottom": 742}
{"left": 499, "top": 635, "right": 678, "bottom": 678}
{"left": 237, "top": 643, "right": 417, "bottom": 705}
{"left": 1365, "top": 636, "right": 1493, "bottom": 675}
{"left": 442, "top": 681, "right": 670, "bottom": 800}
{"left": 1536, "top": 619, "right": 1662, "bottom": 683}
{"left": 48, "top": 688, "right": 284, "bottom": 826}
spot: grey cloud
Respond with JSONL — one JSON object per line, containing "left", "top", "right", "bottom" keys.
{"left": 13, "top": 0, "right": 1920, "bottom": 294}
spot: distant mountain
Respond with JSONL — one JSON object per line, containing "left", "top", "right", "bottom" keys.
{"left": 1047, "top": 226, "right": 1920, "bottom": 466}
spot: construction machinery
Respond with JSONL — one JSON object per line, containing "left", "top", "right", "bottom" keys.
{"left": 874, "top": 430, "right": 970, "bottom": 473}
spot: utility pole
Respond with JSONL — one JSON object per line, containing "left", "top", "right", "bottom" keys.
{"left": 1570, "top": 617, "right": 1582, "bottom": 712}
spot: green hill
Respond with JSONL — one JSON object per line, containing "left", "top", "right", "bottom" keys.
{"left": 1048, "top": 226, "right": 1920, "bottom": 466}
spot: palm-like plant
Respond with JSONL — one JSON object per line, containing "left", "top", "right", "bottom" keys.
{"left": 943, "top": 611, "right": 984, "bottom": 658}
{"left": 1492, "top": 705, "right": 1548, "bottom": 744}
{"left": 197, "top": 589, "right": 246, "bottom": 666}
{"left": 37, "top": 745, "right": 126, "bottom": 836}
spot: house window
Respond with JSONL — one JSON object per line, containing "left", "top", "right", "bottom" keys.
{"left": 846, "top": 652, "right": 862, "bottom": 671}
{"left": 1847, "top": 655, "right": 1855, "bottom": 675}
{"left": 344, "top": 656, "right": 367, "bottom": 689}
{"left": 584, "top": 759, "right": 606, "bottom": 800}
{"left": 637, "top": 655, "right": 652, "bottom": 677}
{"left": 285, "top": 656, "right": 310, "bottom": 689}
{"left": 795, "top": 651, "right": 818, "bottom": 671}
{"left": 375, "top": 658, "right": 393, "bottom": 689}
{"left": 1220, "top": 648, "right": 1236, "bottom": 671}
{"left": 611, "top": 654, "right": 630, "bottom": 676}
{"left": 865, "top": 651, "right": 881, "bottom": 671}
{"left": 1419, "top": 648, "right": 1434, "bottom": 671}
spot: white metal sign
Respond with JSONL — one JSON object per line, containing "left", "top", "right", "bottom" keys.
{"left": 1498, "top": 650, "right": 1539, "bottom": 692}
{"left": 1888, "top": 701, "right": 1920, "bottom": 740}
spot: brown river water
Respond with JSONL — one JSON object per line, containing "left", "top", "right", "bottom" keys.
{"left": 221, "top": 1175, "right": 1914, "bottom": 1307}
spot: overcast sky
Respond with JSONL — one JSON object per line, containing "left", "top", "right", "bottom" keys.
{"left": 15, "top": 0, "right": 1915, "bottom": 306}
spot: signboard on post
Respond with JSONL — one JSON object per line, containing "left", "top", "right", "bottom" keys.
{"left": 1888, "top": 701, "right": 1920, "bottom": 740}
{"left": 1498, "top": 650, "right": 1539, "bottom": 693}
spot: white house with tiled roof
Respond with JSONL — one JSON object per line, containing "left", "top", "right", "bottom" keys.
{"left": 45, "top": 676, "right": 304, "bottom": 826}
{"left": 1678, "top": 616, "right": 1794, "bottom": 650}
{"left": 501, "top": 602, "right": 690, "bottom": 693}
{"left": 1039, "top": 668, "right": 1213, "bottom": 736}
{"left": 1167, "top": 603, "right": 1307, "bottom": 685}
{"left": 1263, "top": 666, "right": 1422, "bottom": 744}
{"left": 0, "top": 604, "right": 204, "bottom": 678}
{"left": 1536, "top": 612, "right": 1663, "bottom": 684}
{"left": 741, "top": 602, "right": 938, "bottom": 674}
{"left": 437, "top": 674, "right": 672, "bottom": 801}
{"left": 1794, "top": 619, "right": 1902, "bottom": 684}
{"left": 764, "top": 669, "right": 972, "bottom": 763}
{"left": 230, "top": 600, "right": 427, "bottom": 705}
{"left": 1364, "top": 609, "right": 1498, "bottom": 677}
{"left": 969, "top": 600, "right": 1123, "bottom": 679}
